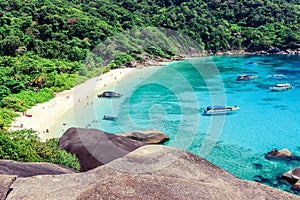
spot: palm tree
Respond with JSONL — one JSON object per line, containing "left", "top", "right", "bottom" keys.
{"left": 32, "top": 72, "right": 48, "bottom": 89}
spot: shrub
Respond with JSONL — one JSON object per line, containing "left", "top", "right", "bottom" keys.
{"left": 0, "top": 129, "right": 80, "bottom": 171}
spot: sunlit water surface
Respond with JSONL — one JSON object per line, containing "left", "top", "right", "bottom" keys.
{"left": 60, "top": 55, "right": 300, "bottom": 194}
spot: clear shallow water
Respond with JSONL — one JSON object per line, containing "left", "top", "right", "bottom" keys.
{"left": 70, "top": 55, "right": 300, "bottom": 194}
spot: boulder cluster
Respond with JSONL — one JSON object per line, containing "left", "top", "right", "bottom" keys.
{"left": 265, "top": 148, "right": 300, "bottom": 192}
{"left": 0, "top": 128, "right": 299, "bottom": 199}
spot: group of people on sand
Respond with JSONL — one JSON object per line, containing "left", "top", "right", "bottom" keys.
{"left": 42, "top": 129, "right": 49, "bottom": 133}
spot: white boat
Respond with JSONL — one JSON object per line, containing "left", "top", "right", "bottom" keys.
{"left": 268, "top": 74, "right": 286, "bottom": 79}
{"left": 269, "top": 83, "right": 292, "bottom": 91}
{"left": 203, "top": 105, "right": 240, "bottom": 115}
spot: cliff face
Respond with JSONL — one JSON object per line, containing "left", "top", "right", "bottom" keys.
{"left": 5, "top": 145, "right": 300, "bottom": 200}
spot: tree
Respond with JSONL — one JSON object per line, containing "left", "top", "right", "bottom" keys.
{"left": 32, "top": 72, "right": 48, "bottom": 88}
{"left": 0, "top": 35, "right": 23, "bottom": 56}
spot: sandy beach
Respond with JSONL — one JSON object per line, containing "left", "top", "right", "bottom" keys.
{"left": 9, "top": 67, "right": 135, "bottom": 140}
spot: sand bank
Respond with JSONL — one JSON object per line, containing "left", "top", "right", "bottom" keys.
{"left": 9, "top": 68, "right": 134, "bottom": 140}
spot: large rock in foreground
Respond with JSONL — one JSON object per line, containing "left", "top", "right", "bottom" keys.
{"left": 7, "top": 146, "right": 300, "bottom": 200}
{"left": 59, "top": 127, "right": 144, "bottom": 172}
{"left": 0, "top": 160, "right": 76, "bottom": 199}
{"left": 0, "top": 175, "right": 16, "bottom": 200}
{"left": 0, "top": 160, "right": 77, "bottom": 177}
{"left": 118, "top": 129, "right": 169, "bottom": 144}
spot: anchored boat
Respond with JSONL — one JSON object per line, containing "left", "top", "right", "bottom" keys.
{"left": 269, "top": 83, "right": 292, "bottom": 91}
{"left": 236, "top": 74, "right": 258, "bottom": 81}
{"left": 97, "top": 91, "right": 123, "bottom": 98}
{"left": 203, "top": 105, "right": 240, "bottom": 115}
{"left": 268, "top": 74, "right": 286, "bottom": 80}
{"left": 103, "top": 115, "right": 118, "bottom": 121}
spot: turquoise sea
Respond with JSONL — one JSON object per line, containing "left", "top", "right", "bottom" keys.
{"left": 69, "top": 55, "right": 300, "bottom": 194}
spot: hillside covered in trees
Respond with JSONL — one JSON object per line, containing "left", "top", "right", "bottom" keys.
{"left": 0, "top": 0, "right": 299, "bottom": 168}
{"left": 0, "top": 0, "right": 299, "bottom": 60}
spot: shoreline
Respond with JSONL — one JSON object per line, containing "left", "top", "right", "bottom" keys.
{"left": 9, "top": 52, "right": 299, "bottom": 140}
{"left": 9, "top": 67, "right": 135, "bottom": 139}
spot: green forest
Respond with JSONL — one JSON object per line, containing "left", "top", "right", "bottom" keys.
{"left": 0, "top": 0, "right": 299, "bottom": 169}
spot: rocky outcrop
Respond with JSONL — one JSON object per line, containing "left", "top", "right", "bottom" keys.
{"left": 277, "top": 148, "right": 293, "bottom": 157}
{"left": 59, "top": 127, "right": 144, "bottom": 172}
{"left": 0, "top": 160, "right": 76, "bottom": 199}
{"left": 118, "top": 129, "right": 169, "bottom": 144}
{"left": 6, "top": 146, "right": 300, "bottom": 200}
{"left": 123, "top": 49, "right": 300, "bottom": 70}
{"left": 0, "top": 160, "right": 77, "bottom": 177}
{"left": 265, "top": 148, "right": 296, "bottom": 160}
{"left": 283, "top": 168, "right": 300, "bottom": 191}
{"left": 268, "top": 47, "right": 281, "bottom": 54}
{"left": 255, "top": 48, "right": 300, "bottom": 55}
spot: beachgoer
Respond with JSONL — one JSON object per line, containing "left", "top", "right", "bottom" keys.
{"left": 271, "top": 149, "right": 275, "bottom": 154}
{"left": 271, "top": 148, "right": 278, "bottom": 155}
{"left": 46, "top": 129, "right": 49, "bottom": 133}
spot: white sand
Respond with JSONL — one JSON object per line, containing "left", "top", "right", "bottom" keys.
{"left": 9, "top": 68, "right": 134, "bottom": 139}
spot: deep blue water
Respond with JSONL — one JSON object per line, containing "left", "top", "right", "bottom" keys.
{"left": 84, "top": 55, "right": 300, "bottom": 194}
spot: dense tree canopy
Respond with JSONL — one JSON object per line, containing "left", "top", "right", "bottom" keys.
{"left": 0, "top": 0, "right": 298, "bottom": 60}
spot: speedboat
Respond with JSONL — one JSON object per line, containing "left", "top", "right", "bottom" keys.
{"left": 203, "top": 105, "right": 240, "bottom": 115}
{"left": 268, "top": 74, "right": 286, "bottom": 79}
{"left": 236, "top": 74, "right": 258, "bottom": 81}
{"left": 269, "top": 83, "right": 292, "bottom": 91}
{"left": 103, "top": 115, "right": 118, "bottom": 121}
{"left": 97, "top": 91, "right": 123, "bottom": 98}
